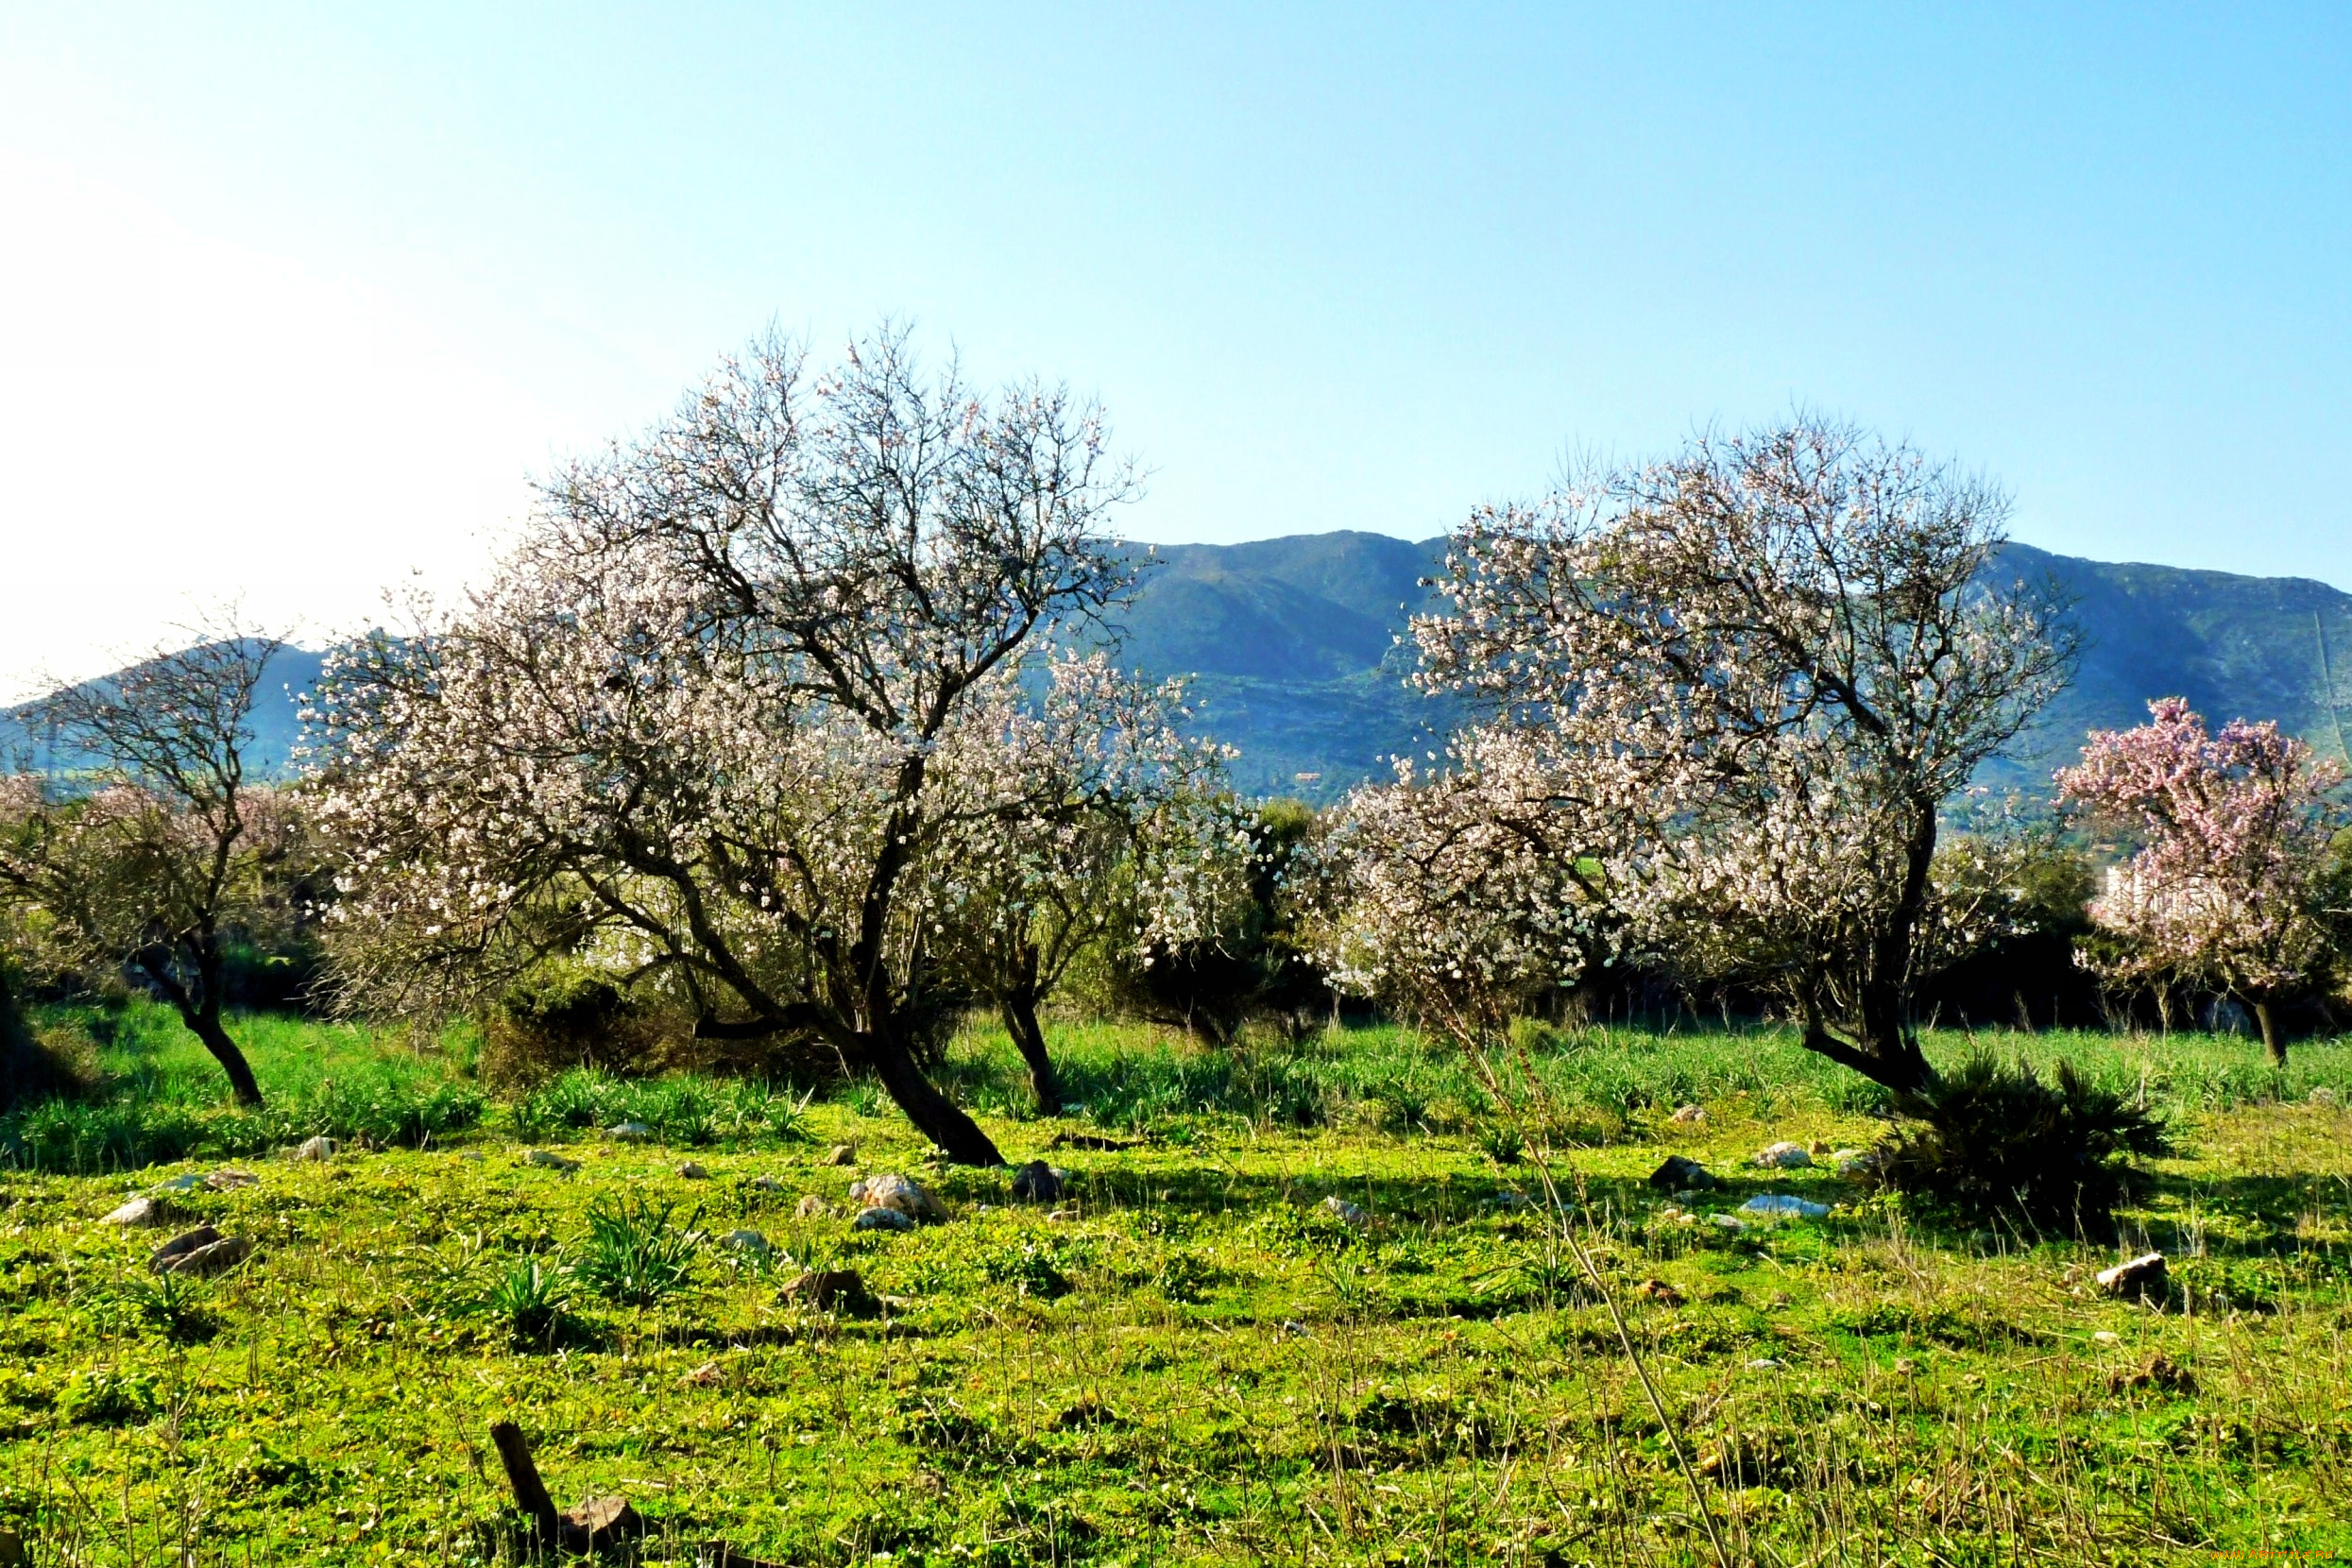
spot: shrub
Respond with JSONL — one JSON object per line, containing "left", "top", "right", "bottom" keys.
{"left": 483, "top": 965, "right": 673, "bottom": 1086}
{"left": 1872, "top": 1052, "right": 2170, "bottom": 1235}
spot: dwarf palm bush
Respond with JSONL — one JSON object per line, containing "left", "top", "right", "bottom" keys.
{"left": 1875, "top": 1051, "right": 2171, "bottom": 1235}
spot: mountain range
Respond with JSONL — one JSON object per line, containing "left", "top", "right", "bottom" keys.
{"left": 10, "top": 532, "right": 2352, "bottom": 803}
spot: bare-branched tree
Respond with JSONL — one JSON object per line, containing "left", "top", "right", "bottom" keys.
{"left": 315, "top": 327, "right": 1144, "bottom": 1164}
{"left": 1406, "top": 418, "right": 2076, "bottom": 1092}
{"left": 0, "top": 627, "right": 303, "bottom": 1107}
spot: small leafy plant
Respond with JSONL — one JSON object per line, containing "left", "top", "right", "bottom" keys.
{"left": 481, "top": 1257, "right": 577, "bottom": 1348}
{"left": 575, "top": 1196, "right": 705, "bottom": 1306}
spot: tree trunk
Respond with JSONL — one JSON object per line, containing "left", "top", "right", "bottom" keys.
{"left": 1796, "top": 988, "right": 1935, "bottom": 1097}
{"left": 1000, "top": 988, "right": 1061, "bottom": 1116}
{"left": 189, "top": 1010, "right": 266, "bottom": 1109}
{"left": 863, "top": 1028, "right": 1003, "bottom": 1167}
{"left": 2252, "top": 997, "right": 2287, "bottom": 1066}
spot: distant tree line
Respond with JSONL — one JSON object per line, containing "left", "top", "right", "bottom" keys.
{"left": 6, "top": 332, "right": 2348, "bottom": 1155}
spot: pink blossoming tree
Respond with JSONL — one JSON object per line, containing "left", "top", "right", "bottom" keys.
{"left": 2055, "top": 697, "right": 2346, "bottom": 1063}
{"left": 1323, "top": 418, "right": 2076, "bottom": 1090}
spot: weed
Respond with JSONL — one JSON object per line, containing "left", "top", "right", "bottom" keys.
{"left": 575, "top": 1195, "right": 704, "bottom": 1306}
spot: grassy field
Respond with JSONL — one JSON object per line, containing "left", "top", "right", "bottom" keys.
{"left": 2, "top": 1006, "right": 2349, "bottom": 1564}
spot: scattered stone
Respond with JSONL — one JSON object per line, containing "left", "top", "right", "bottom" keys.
{"left": 1635, "top": 1278, "right": 1686, "bottom": 1306}
{"left": 718, "top": 1229, "right": 773, "bottom": 1254}
{"left": 1831, "top": 1148, "right": 1874, "bottom": 1175}
{"left": 822, "top": 1144, "right": 857, "bottom": 1167}
{"left": 2109, "top": 1352, "right": 2196, "bottom": 1395}
{"left": 2091, "top": 1330, "right": 2122, "bottom": 1345}
{"left": 460, "top": 1150, "right": 486, "bottom": 1162}
{"left": 1011, "top": 1160, "right": 1065, "bottom": 1203}
{"left": 525, "top": 1150, "right": 582, "bottom": 1172}
{"left": 1745, "top": 1358, "right": 1783, "bottom": 1372}
{"left": 2310, "top": 1086, "right": 2339, "bottom": 1106}
{"left": 2096, "top": 1252, "right": 2168, "bottom": 1301}
{"left": 1668, "top": 1103, "right": 1706, "bottom": 1125}
{"left": 848, "top": 1172, "right": 945, "bottom": 1221}
{"left": 677, "top": 1161, "right": 710, "bottom": 1180}
{"left": 293, "top": 1135, "right": 337, "bottom": 1162}
{"left": 682, "top": 1360, "right": 723, "bottom": 1387}
{"left": 780, "top": 1268, "right": 873, "bottom": 1312}
{"left": 1754, "top": 1142, "right": 1813, "bottom": 1169}
{"left": 1709, "top": 1214, "right": 1745, "bottom": 1233}
{"left": 161, "top": 1235, "right": 254, "bottom": 1277}
{"left": 1675, "top": 1213, "right": 1697, "bottom": 1226}
{"left": 98, "top": 1195, "right": 169, "bottom": 1228}
{"left": 148, "top": 1226, "right": 220, "bottom": 1270}
{"left": 1321, "top": 1196, "right": 1371, "bottom": 1229}
{"left": 1648, "top": 1154, "right": 1715, "bottom": 1191}
{"left": 795, "top": 1195, "right": 830, "bottom": 1219}
{"left": 853, "top": 1205, "right": 917, "bottom": 1233}
{"left": 607, "top": 1122, "right": 653, "bottom": 1143}
{"left": 1739, "top": 1194, "right": 1832, "bottom": 1220}
{"left": 559, "top": 1495, "right": 643, "bottom": 1557}
{"left": 749, "top": 1174, "right": 786, "bottom": 1191}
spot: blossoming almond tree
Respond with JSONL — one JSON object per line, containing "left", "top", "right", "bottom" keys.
{"left": 922, "top": 656, "right": 1242, "bottom": 1114}
{"left": 0, "top": 631, "right": 305, "bottom": 1107}
{"left": 2056, "top": 697, "right": 2345, "bottom": 1063}
{"left": 1401, "top": 418, "right": 2076, "bottom": 1092}
{"left": 1301, "top": 724, "right": 1615, "bottom": 1048}
{"left": 313, "top": 327, "right": 1143, "bottom": 1165}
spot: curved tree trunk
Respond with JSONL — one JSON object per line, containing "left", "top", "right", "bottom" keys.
{"left": 188, "top": 1012, "right": 265, "bottom": 1109}
{"left": 1000, "top": 988, "right": 1061, "bottom": 1116}
{"left": 863, "top": 1028, "right": 1003, "bottom": 1167}
{"left": 2252, "top": 997, "right": 2287, "bottom": 1066}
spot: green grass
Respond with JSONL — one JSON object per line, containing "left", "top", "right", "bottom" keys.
{"left": 1, "top": 1008, "right": 2349, "bottom": 1562}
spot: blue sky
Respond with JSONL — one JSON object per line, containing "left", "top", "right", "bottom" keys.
{"left": 1, "top": 5, "right": 2346, "bottom": 690}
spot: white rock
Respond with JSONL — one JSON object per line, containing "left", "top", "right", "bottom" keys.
{"left": 1668, "top": 1104, "right": 1706, "bottom": 1124}
{"left": 2096, "top": 1252, "right": 2167, "bottom": 1299}
{"left": 1753, "top": 1142, "right": 1813, "bottom": 1169}
{"left": 1709, "top": 1214, "right": 1745, "bottom": 1232}
{"left": 748, "top": 1174, "right": 786, "bottom": 1191}
{"left": 848, "top": 1172, "right": 943, "bottom": 1221}
{"left": 293, "top": 1135, "right": 337, "bottom": 1162}
{"left": 1321, "top": 1196, "right": 1371, "bottom": 1229}
{"left": 2310, "top": 1086, "right": 2339, "bottom": 1106}
{"left": 524, "top": 1150, "right": 582, "bottom": 1172}
{"left": 1739, "top": 1194, "right": 1832, "bottom": 1220}
{"left": 98, "top": 1195, "right": 167, "bottom": 1227}
{"left": 677, "top": 1161, "right": 710, "bottom": 1180}
{"left": 2092, "top": 1330, "right": 2121, "bottom": 1345}
{"left": 719, "top": 1229, "right": 774, "bottom": 1253}
{"left": 853, "top": 1205, "right": 916, "bottom": 1232}
{"left": 607, "top": 1121, "right": 654, "bottom": 1142}
{"left": 1746, "top": 1357, "right": 1783, "bottom": 1372}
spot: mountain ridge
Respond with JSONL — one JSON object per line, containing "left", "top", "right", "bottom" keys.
{"left": 9, "top": 534, "right": 2351, "bottom": 802}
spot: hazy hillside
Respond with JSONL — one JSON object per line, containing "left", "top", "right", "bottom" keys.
{"left": 9, "top": 537, "right": 2352, "bottom": 803}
